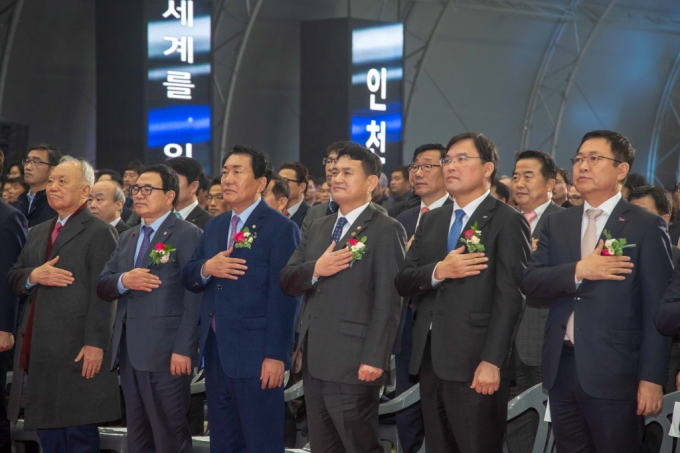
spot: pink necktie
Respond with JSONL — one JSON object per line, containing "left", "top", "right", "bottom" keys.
{"left": 51, "top": 223, "right": 63, "bottom": 245}
{"left": 523, "top": 211, "right": 537, "bottom": 225}
{"left": 421, "top": 207, "right": 430, "bottom": 215}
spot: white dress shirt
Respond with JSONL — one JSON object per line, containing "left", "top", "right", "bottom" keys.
{"left": 287, "top": 199, "right": 304, "bottom": 217}
{"left": 110, "top": 217, "right": 121, "bottom": 227}
{"left": 415, "top": 193, "right": 451, "bottom": 230}
{"left": 432, "top": 190, "right": 491, "bottom": 286}
{"left": 522, "top": 198, "right": 552, "bottom": 234}
{"left": 176, "top": 200, "right": 199, "bottom": 220}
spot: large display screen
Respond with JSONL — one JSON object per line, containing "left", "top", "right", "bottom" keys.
{"left": 350, "top": 22, "right": 403, "bottom": 172}
{"left": 145, "top": 0, "right": 212, "bottom": 174}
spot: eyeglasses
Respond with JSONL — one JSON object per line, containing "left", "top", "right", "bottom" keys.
{"left": 206, "top": 194, "right": 224, "bottom": 201}
{"left": 280, "top": 177, "right": 302, "bottom": 184}
{"left": 129, "top": 185, "right": 167, "bottom": 196}
{"left": 570, "top": 155, "right": 622, "bottom": 167}
{"left": 322, "top": 157, "right": 338, "bottom": 166}
{"left": 22, "top": 157, "right": 53, "bottom": 167}
{"left": 440, "top": 155, "right": 485, "bottom": 166}
{"left": 569, "top": 195, "right": 583, "bottom": 201}
{"left": 409, "top": 163, "right": 442, "bottom": 173}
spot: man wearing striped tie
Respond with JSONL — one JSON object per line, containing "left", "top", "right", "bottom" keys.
{"left": 396, "top": 132, "right": 531, "bottom": 453}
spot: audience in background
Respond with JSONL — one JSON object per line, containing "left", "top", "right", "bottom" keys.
{"left": 304, "top": 176, "right": 317, "bottom": 206}
{"left": 554, "top": 167, "right": 571, "bottom": 207}
{"left": 263, "top": 174, "right": 290, "bottom": 213}
{"left": 13, "top": 144, "right": 61, "bottom": 227}
{"left": 491, "top": 179, "right": 510, "bottom": 203}
{"left": 122, "top": 160, "right": 145, "bottom": 198}
{"left": 567, "top": 184, "right": 583, "bottom": 206}
{"left": 165, "top": 157, "right": 212, "bottom": 230}
{"left": 621, "top": 173, "right": 648, "bottom": 199}
{"left": 5, "top": 177, "right": 28, "bottom": 204}
{"left": 384, "top": 165, "right": 412, "bottom": 209}
{"left": 279, "top": 161, "right": 310, "bottom": 227}
{"left": 372, "top": 172, "right": 390, "bottom": 204}
{"left": 7, "top": 162, "right": 22, "bottom": 179}
{"left": 316, "top": 180, "right": 330, "bottom": 204}
{"left": 197, "top": 174, "right": 211, "bottom": 210}
{"left": 96, "top": 169, "right": 123, "bottom": 186}
{"left": 1, "top": 180, "right": 9, "bottom": 203}
{"left": 207, "top": 177, "right": 230, "bottom": 216}
{"left": 88, "top": 179, "right": 129, "bottom": 234}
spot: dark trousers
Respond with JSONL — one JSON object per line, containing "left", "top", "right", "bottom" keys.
{"left": 420, "top": 336, "right": 510, "bottom": 453}
{"left": 394, "top": 305, "right": 424, "bottom": 453}
{"left": 506, "top": 351, "right": 542, "bottom": 453}
{"left": 0, "top": 350, "right": 10, "bottom": 453}
{"left": 303, "top": 362, "right": 382, "bottom": 453}
{"left": 549, "top": 346, "right": 643, "bottom": 453}
{"left": 37, "top": 424, "right": 99, "bottom": 453}
{"left": 204, "top": 330, "right": 284, "bottom": 453}
{"left": 120, "top": 331, "right": 193, "bottom": 453}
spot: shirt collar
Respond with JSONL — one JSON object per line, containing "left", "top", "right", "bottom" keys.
{"left": 583, "top": 192, "right": 622, "bottom": 217}
{"left": 57, "top": 213, "right": 73, "bottom": 226}
{"left": 177, "top": 200, "right": 199, "bottom": 220}
{"left": 141, "top": 210, "right": 173, "bottom": 232}
{"left": 338, "top": 202, "right": 371, "bottom": 227}
{"left": 110, "top": 217, "right": 121, "bottom": 227}
{"left": 522, "top": 198, "right": 552, "bottom": 218}
{"left": 421, "top": 193, "right": 450, "bottom": 211}
{"left": 453, "top": 190, "right": 490, "bottom": 219}
{"left": 287, "top": 198, "right": 304, "bottom": 217}
{"left": 232, "top": 197, "right": 262, "bottom": 226}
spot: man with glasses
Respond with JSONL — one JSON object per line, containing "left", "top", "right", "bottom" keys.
{"left": 396, "top": 132, "right": 531, "bottom": 452}
{"left": 97, "top": 164, "right": 203, "bottom": 453}
{"left": 524, "top": 130, "right": 673, "bottom": 452}
{"left": 279, "top": 162, "right": 310, "bottom": 228}
{"left": 13, "top": 144, "right": 62, "bottom": 227}
{"left": 392, "top": 143, "right": 451, "bottom": 453}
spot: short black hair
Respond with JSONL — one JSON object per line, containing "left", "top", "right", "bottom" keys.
{"left": 492, "top": 179, "right": 510, "bottom": 202}
{"left": 624, "top": 173, "right": 647, "bottom": 191}
{"left": 412, "top": 143, "right": 446, "bottom": 161}
{"left": 139, "top": 164, "right": 180, "bottom": 207}
{"left": 28, "top": 143, "right": 62, "bottom": 166}
{"left": 557, "top": 167, "right": 571, "bottom": 185}
{"left": 515, "top": 150, "right": 558, "bottom": 181}
{"left": 279, "top": 162, "right": 310, "bottom": 188}
{"left": 124, "top": 159, "right": 146, "bottom": 175}
{"left": 336, "top": 143, "right": 382, "bottom": 177}
{"left": 578, "top": 130, "right": 635, "bottom": 170}
{"left": 210, "top": 177, "right": 221, "bottom": 187}
{"left": 165, "top": 157, "right": 206, "bottom": 197}
{"left": 393, "top": 165, "right": 409, "bottom": 181}
{"left": 8, "top": 176, "right": 29, "bottom": 192}
{"left": 326, "top": 141, "right": 353, "bottom": 157}
{"left": 628, "top": 185, "right": 672, "bottom": 217}
{"left": 97, "top": 169, "right": 123, "bottom": 186}
{"left": 446, "top": 132, "right": 499, "bottom": 182}
{"left": 268, "top": 175, "right": 290, "bottom": 200}
{"left": 222, "top": 145, "right": 273, "bottom": 186}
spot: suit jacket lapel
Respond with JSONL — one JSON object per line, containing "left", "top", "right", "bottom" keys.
{"left": 599, "top": 199, "right": 631, "bottom": 243}
{"left": 143, "top": 213, "right": 177, "bottom": 268}
{"left": 461, "top": 194, "right": 497, "bottom": 237}
{"left": 532, "top": 202, "right": 560, "bottom": 240}
{"left": 126, "top": 225, "right": 142, "bottom": 268}
{"left": 50, "top": 210, "right": 89, "bottom": 259}
{"left": 566, "top": 206, "right": 584, "bottom": 263}
{"left": 334, "top": 204, "right": 376, "bottom": 251}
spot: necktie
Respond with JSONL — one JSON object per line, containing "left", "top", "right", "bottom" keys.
{"left": 523, "top": 211, "right": 537, "bottom": 225}
{"left": 51, "top": 223, "right": 63, "bottom": 245}
{"left": 283, "top": 210, "right": 290, "bottom": 217}
{"left": 566, "top": 208, "right": 604, "bottom": 344}
{"left": 421, "top": 207, "right": 430, "bottom": 215}
{"left": 329, "top": 200, "right": 339, "bottom": 214}
{"left": 134, "top": 226, "right": 154, "bottom": 268}
{"left": 447, "top": 209, "right": 467, "bottom": 253}
{"left": 175, "top": 211, "right": 182, "bottom": 219}
{"left": 227, "top": 215, "right": 240, "bottom": 249}
{"left": 331, "top": 217, "right": 348, "bottom": 243}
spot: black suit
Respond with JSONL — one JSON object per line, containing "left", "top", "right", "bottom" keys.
{"left": 289, "top": 201, "right": 310, "bottom": 228}
{"left": 396, "top": 194, "right": 531, "bottom": 453}
{"left": 0, "top": 201, "right": 27, "bottom": 453}
{"left": 506, "top": 201, "right": 563, "bottom": 453}
{"left": 12, "top": 189, "right": 57, "bottom": 228}
{"left": 669, "top": 221, "right": 680, "bottom": 247}
{"left": 524, "top": 199, "right": 673, "bottom": 452}
{"left": 114, "top": 219, "right": 130, "bottom": 234}
{"left": 183, "top": 204, "right": 212, "bottom": 230}
{"left": 281, "top": 204, "right": 406, "bottom": 453}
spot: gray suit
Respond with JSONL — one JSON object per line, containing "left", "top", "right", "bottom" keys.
{"left": 6, "top": 207, "right": 120, "bottom": 430}
{"left": 97, "top": 213, "right": 203, "bottom": 453}
{"left": 281, "top": 204, "right": 406, "bottom": 452}
{"left": 300, "top": 201, "right": 386, "bottom": 237}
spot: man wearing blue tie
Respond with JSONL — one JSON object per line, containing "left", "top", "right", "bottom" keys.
{"left": 182, "top": 146, "right": 301, "bottom": 453}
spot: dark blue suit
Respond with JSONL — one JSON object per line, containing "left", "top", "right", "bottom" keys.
{"left": 12, "top": 189, "right": 56, "bottom": 228}
{"left": 289, "top": 201, "right": 310, "bottom": 229}
{"left": 0, "top": 200, "right": 26, "bottom": 453}
{"left": 523, "top": 200, "right": 673, "bottom": 452}
{"left": 182, "top": 200, "right": 301, "bottom": 452}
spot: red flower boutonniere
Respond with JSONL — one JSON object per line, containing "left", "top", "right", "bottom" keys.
{"left": 346, "top": 236, "right": 367, "bottom": 267}
{"left": 601, "top": 229, "right": 635, "bottom": 256}
{"left": 460, "top": 221, "right": 485, "bottom": 252}
{"left": 150, "top": 243, "right": 176, "bottom": 266}
{"left": 233, "top": 226, "right": 257, "bottom": 249}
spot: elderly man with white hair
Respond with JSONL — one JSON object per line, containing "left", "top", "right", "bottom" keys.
{"left": 7, "top": 156, "right": 121, "bottom": 453}
{"left": 89, "top": 179, "right": 130, "bottom": 234}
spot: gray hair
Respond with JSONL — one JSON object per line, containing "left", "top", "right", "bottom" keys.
{"left": 378, "top": 172, "right": 389, "bottom": 189}
{"left": 112, "top": 183, "right": 125, "bottom": 204}
{"left": 59, "top": 156, "right": 95, "bottom": 186}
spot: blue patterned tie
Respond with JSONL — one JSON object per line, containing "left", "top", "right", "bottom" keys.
{"left": 134, "top": 226, "right": 154, "bottom": 268}
{"left": 447, "top": 209, "right": 466, "bottom": 253}
{"left": 331, "top": 217, "right": 348, "bottom": 243}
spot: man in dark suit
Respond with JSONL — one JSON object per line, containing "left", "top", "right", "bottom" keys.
{"left": 96, "top": 164, "right": 203, "bottom": 452}
{"left": 183, "top": 146, "right": 301, "bottom": 452}
{"left": 279, "top": 162, "right": 310, "bottom": 228}
{"left": 0, "top": 155, "right": 27, "bottom": 453}
{"left": 395, "top": 132, "right": 531, "bottom": 453}
{"left": 555, "top": 167, "right": 573, "bottom": 208}
{"left": 7, "top": 156, "right": 121, "bottom": 451}
{"left": 281, "top": 144, "right": 406, "bottom": 453}
{"left": 12, "top": 144, "right": 61, "bottom": 228}
{"left": 506, "top": 150, "right": 563, "bottom": 453}
{"left": 393, "top": 143, "right": 450, "bottom": 453}
{"left": 524, "top": 130, "right": 673, "bottom": 453}
{"left": 166, "top": 157, "right": 212, "bottom": 230}
{"left": 88, "top": 179, "right": 130, "bottom": 234}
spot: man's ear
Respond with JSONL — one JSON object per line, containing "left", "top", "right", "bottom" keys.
{"left": 367, "top": 175, "right": 379, "bottom": 193}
